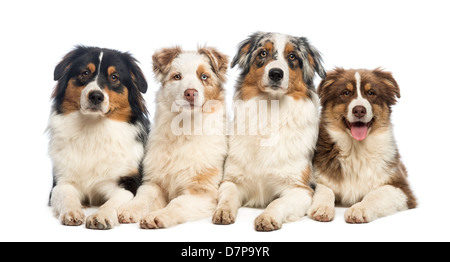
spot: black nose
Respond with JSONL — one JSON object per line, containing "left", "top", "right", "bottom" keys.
{"left": 268, "top": 68, "right": 284, "bottom": 82}
{"left": 89, "top": 91, "right": 104, "bottom": 105}
{"left": 352, "top": 106, "right": 366, "bottom": 118}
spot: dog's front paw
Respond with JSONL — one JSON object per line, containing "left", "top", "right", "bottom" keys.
{"left": 86, "top": 210, "right": 118, "bottom": 230}
{"left": 118, "top": 207, "right": 142, "bottom": 224}
{"left": 212, "top": 207, "right": 236, "bottom": 225}
{"left": 60, "top": 209, "right": 84, "bottom": 226}
{"left": 345, "top": 203, "right": 372, "bottom": 223}
{"left": 140, "top": 211, "right": 172, "bottom": 229}
{"left": 254, "top": 213, "right": 282, "bottom": 231}
{"left": 309, "top": 204, "right": 335, "bottom": 222}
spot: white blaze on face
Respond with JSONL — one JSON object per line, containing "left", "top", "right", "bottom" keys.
{"left": 263, "top": 33, "right": 290, "bottom": 90}
{"left": 80, "top": 52, "right": 110, "bottom": 115}
{"left": 347, "top": 72, "right": 373, "bottom": 123}
{"left": 165, "top": 52, "right": 207, "bottom": 108}
{"left": 346, "top": 72, "right": 374, "bottom": 141}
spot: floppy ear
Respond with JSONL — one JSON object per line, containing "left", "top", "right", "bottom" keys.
{"left": 52, "top": 46, "right": 86, "bottom": 99}
{"left": 198, "top": 47, "right": 229, "bottom": 82}
{"left": 231, "top": 32, "right": 266, "bottom": 70}
{"left": 126, "top": 56, "right": 148, "bottom": 94}
{"left": 317, "top": 78, "right": 334, "bottom": 99}
{"left": 231, "top": 38, "right": 252, "bottom": 69}
{"left": 295, "top": 37, "right": 326, "bottom": 89}
{"left": 152, "top": 46, "right": 182, "bottom": 82}
{"left": 54, "top": 47, "right": 80, "bottom": 81}
{"left": 373, "top": 68, "right": 401, "bottom": 99}
{"left": 118, "top": 51, "right": 148, "bottom": 94}
{"left": 124, "top": 54, "right": 148, "bottom": 114}
{"left": 317, "top": 68, "right": 344, "bottom": 100}
{"left": 130, "top": 66, "right": 147, "bottom": 94}
{"left": 306, "top": 44, "right": 326, "bottom": 80}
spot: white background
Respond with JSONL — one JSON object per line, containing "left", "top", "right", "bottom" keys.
{"left": 1, "top": 0, "right": 449, "bottom": 242}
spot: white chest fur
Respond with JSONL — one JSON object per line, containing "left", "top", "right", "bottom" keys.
{"left": 324, "top": 127, "right": 398, "bottom": 206}
{"left": 143, "top": 102, "right": 228, "bottom": 199}
{"left": 48, "top": 111, "right": 144, "bottom": 193}
{"left": 226, "top": 94, "right": 320, "bottom": 207}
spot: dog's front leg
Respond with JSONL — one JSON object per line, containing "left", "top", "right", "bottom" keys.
{"left": 345, "top": 185, "right": 408, "bottom": 223}
{"left": 212, "top": 181, "right": 242, "bottom": 225}
{"left": 118, "top": 182, "right": 166, "bottom": 224}
{"left": 50, "top": 183, "right": 84, "bottom": 226}
{"left": 308, "top": 183, "right": 336, "bottom": 222}
{"left": 86, "top": 187, "right": 134, "bottom": 230}
{"left": 140, "top": 192, "right": 217, "bottom": 229}
{"left": 255, "top": 187, "right": 312, "bottom": 231}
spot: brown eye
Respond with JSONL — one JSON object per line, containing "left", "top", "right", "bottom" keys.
{"left": 289, "top": 53, "right": 297, "bottom": 61}
{"left": 173, "top": 74, "right": 181, "bottom": 80}
{"left": 259, "top": 50, "right": 267, "bottom": 58}
{"left": 367, "top": 90, "right": 376, "bottom": 96}
{"left": 110, "top": 74, "right": 119, "bottom": 82}
{"left": 342, "top": 90, "right": 350, "bottom": 96}
{"left": 80, "top": 70, "right": 91, "bottom": 78}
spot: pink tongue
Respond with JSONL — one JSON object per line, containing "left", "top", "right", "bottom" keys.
{"left": 350, "top": 125, "right": 368, "bottom": 141}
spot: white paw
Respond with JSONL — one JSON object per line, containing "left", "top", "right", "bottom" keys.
{"left": 345, "top": 203, "right": 373, "bottom": 223}
{"left": 118, "top": 204, "right": 144, "bottom": 224}
{"left": 60, "top": 209, "right": 84, "bottom": 226}
{"left": 212, "top": 206, "right": 236, "bottom": 225}
{"left": 309, "top": 204, "right": 335, "bottom": 222}
{"left": 140, "top": 210, "right": 173, "bottom": 229}
{"left": 254, "top": 213, "right": 282, "bottom": 231}
{"left": 86, "top": 209, "right": 118, "bottom": 230}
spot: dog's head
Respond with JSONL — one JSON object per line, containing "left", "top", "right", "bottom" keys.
{"left": 231, "top": 31, "right": 326, "bottom": 100}
{"left": 52, "top": 46, "right": 148, "bottom": 123}
{"left": 152, "top": 46, "right": 228, "bottom": 110}
{"left": 318, "top": 68, "right": 401, "bottom": 141}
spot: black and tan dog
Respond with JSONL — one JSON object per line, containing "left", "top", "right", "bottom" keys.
{"left": 47, "top": 46, "right": 149, "bottom": 229}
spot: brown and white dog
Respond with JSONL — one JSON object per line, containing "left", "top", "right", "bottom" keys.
{"left": 309, "top": 68, "right": 417, "bottom": 223}
{"left": 212, "top": 32, "right": 326, "bottom": 231}
{"left": 118, "top": 46, "right": 228, "bottom": 228}
{"left": 48, "top": 46, "right": 149, "bottom": 229}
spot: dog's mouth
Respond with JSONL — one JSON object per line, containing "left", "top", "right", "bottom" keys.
{"left": 81, "top": 106, "right": 105, "bottom": 115}
{"left": 269, "top": 84, "right": 281, "bottom": 90}
{"left": 266, "top": 84, "right": 288, "bottom": 91}
{"left": 344, "top": 119, "right": 374, "bottom": 141}
{"left": 175, "top": 99, "right": 200, "bottom": 109}
{"left": 187, "top": 100, "right": 196, "bottom": 107}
